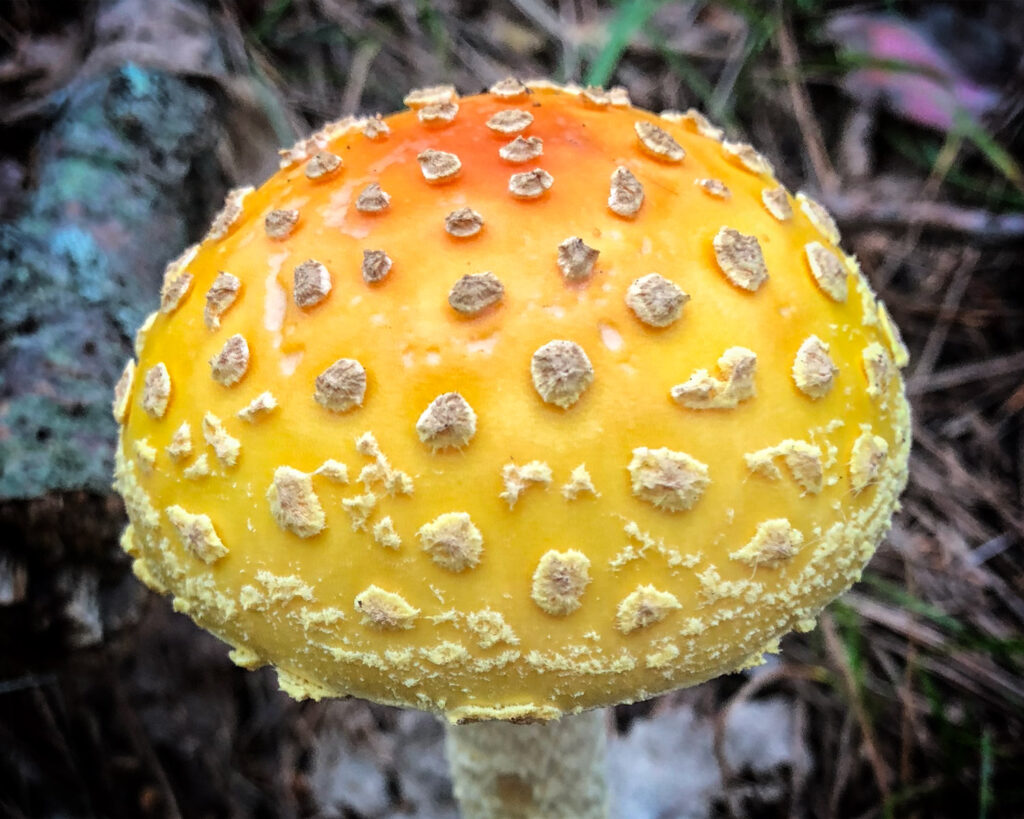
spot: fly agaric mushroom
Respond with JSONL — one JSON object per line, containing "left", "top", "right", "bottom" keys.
{"left": 113, "top": 80, "right": 911, "bottom": 817}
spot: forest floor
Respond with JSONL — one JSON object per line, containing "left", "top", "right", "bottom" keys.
{"left": 1, "top": 1, "right": 1023, "bottom": 817}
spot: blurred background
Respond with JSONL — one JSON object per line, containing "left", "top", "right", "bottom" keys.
{"left": 1, "top": 0, "right": 1023, "bottom": 816}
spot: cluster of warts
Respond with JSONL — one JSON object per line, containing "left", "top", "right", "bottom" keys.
{"left": 116, "top": 81, "right": 908, "bottom": 680}
{"left": 125, "top": 78, "right": 900, "bottom": 510}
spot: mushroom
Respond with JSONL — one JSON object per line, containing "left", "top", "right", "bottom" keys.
{"left": 112, "top": 81, "right": 911, "bottom": 817}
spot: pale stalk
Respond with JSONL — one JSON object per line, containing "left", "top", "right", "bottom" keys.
{"left": 445, "top": 709, "right": 608, "bottom": 818}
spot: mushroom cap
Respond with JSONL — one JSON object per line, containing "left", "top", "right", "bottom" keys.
{"left": 114, "top": 81, "right": 911, "bottom": 723}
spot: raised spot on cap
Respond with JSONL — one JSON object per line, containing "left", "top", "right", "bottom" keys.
{"left": 418, "top": 512, "right": 483, "bottom": 572}
{"left": 634, "top": 121, "right": 685, "bottom": 162}
{"left": 416, "top": 393, "right": 477, "bottom": 450}
{"left": 627, "top": 447, "right": 710, "bottom": 512}
{"left": 449, "top": 272, "right": 504, "bottom": 316}
{"left": 608, "top": 166, "right": 643, "bottom": 217}
{"left": 531, "top": 340, "right": 593, "bottom": 408}
{"left": 626, "top": 274, "right": 689, "bottom": 328}
{"left": 531, "top": 550, "right": 591, "bottom": 615}
{"left": 314, "top": 359, "right": 367, "bottom": 413}
{"left": 713, "top": 228, "right": 768, "bottom": 292}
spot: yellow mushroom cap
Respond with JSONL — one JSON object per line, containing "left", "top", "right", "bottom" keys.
{"left": 113, "top": 80, "right": 911, "bottom": 723}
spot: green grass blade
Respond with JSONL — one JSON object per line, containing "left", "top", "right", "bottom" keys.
{"left": 585, "top": 0, "right": 671, "bottom": 88}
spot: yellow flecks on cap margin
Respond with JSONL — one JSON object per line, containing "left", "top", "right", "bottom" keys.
{"left": 356, "top": 183, "right": 390, "bottom": 213}
{"left": 762, "top": 187, "right": 793, "bottom": 221}
{"left": 236, "top": 391, "right": 278, "bottom": 422}
{"left": 133, "top": 438, "right": 156, "bottom": 471}
{"left": 449, "top": 702, "right": 562, "bottom": 726}
{"left": 862, "top": 342, "right": 894, "bottom": 399}
{"left": 305, "top": 151, "right": 342, "bottom": 180}
{"left": 119, "top": 523, "right": 138, "bottom": 557}
{"left": 159, "top": 244, "right": 197, "bottom": 313}
{"left": 362, "top": 250, "right": 392, "bottom": 284}
{"left": 418, "top": 512, "right": 483, "bottom": 572}
{"left": 265, "top": 208, "right": 298, "bottom": 239}
{"left": 295, "top": 606, "right": 347, "bottom": 633}
{"left": 850, "top": 431, "right": 889, "bottom": 493}
{"left": 797, "top": 192, "right": 841, "bottom": 244}
{"left": 210, "top": 334, "right": 249, "bottom": 387}
{"left": 467, "top": 609, "right": 519, "bottom": 648}
{"left": 267, "top": 466, "right": 325, "bottom": 538}
{"left": 449, "top": 272, "right": 504, "bottom": 315}
{"left": 141, "top": 363, "right": 171, "bottom": 418}
{"left": 355, "top": 585, "right": 419, "bottom": 629}
{"left": 721, "top": 141, "right": 774, "bottom": 176}
{"left": 646, "top": 642, "right": 680, "bottom": 669}
{"left": 489, "top": 77, "right": 529, "bottom": 100}
{"left": 165, "top": 505, "right": 227, "bottom": 564}
{"left": 166, "top": 421, "right": 192, "bottom": 461}
{"left": 499, "top": 135, "right": 543, "bottom": 163}
{"left": 421, "top": 641, "right": 469, "bottom": 666}
{"left": 445, "top": 207, "right": 484, "bottom": 237}
{"left": 206, "top": 186, "right": 252, "bottom": 241}
{"left": 293, "top": 259, "right": 332, "bottom": 308}
{"left": 877, "top": 302, "right": 910, "bottom": 367}
{"left": 418, "top": 101, "right": 459, "bottom": 125}
{"left": 628, "top": 447, "right": 710, "bottom": 512}
{"left": 112, "top": 359, "right": 135, "bottom": 423}
{"left": 634, "top": 121, "right": 685, "bottom": 162}
{"left": 671, "top": 347, "right": 757, "bottom": 410}
{"left": 500, "top": 461, "right": 552, "bottom": 508}
{"left": 314, "top": 459, "right": 349, "bottom": 483}
{"left": 805, "top": 242, "right": 848, "bottom": 302}
{"left": 531, "top": 550, "right": 591, "bottom": 615}
{"left": 418, "top": 149, "right": 461, "bottom": 182}
{"left": 416, "top": 392, "right": 477, "bottom": 450}
{"left": 275, "top": 669, "right": 335, "bottom": 701}
{"left": 615, "top": 585, "right": 681, "bottom": 634}
{"left": 113, "top": 447, "right": 159, "bottom": 531}
{"left": 228, "top": 645, "right": 264, "bottom": 669}
{"left": 626, "top": 274, "right": 689, "bottom": 328}
{"left": 239, "top": 570, "right": 314, "bottom": 612}
{"left": 696, "top": 178, "right": 730, "bottom": 199}
{"left": 202, "top": 413, "right": 239, "bottom": 466}
{"left": 203, "top": 272, "right": 241, "bottom": 330}
{"left": 372, "top": 516, "right": 401, "bottom": 549}
{"left": 731, "top": 519, "right": 804, "bottom": 568}
{"left": 713, "top": 227, "right": 768, "bottom": 292}
{"left": 696, "top": 564, "right": 757, "bottom": 607}
{"left": 509, "top": 168, "right": 553, "bottom": 199}
{"left": 314, "top": 358, "right": 366, "bottom": 412}
{"left": 608, "top": 166, "right": 643, "bottom": 217}
{"left": 557, "top": 237, "right": 599, "bottom": 282}
{"left": 531, "top": 340, "right": 594, "bottom": 408}
{"left": 183, "top": 453, "right": 210, "bottom": 480}
{"left": 486, "top": 109, "right": 533, "bottom": 133}
{"left": 745, "top": 440, "right": 824, "bottom": 494}
{"left": 561, "top": 464, "right": 598, "bottom": 500}
{"left": 793, "top": 335, "right": 838, "bottom": 399}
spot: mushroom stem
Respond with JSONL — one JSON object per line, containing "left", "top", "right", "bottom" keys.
{"left": 445, "top": 709, "right": 609, "bottom": 818}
